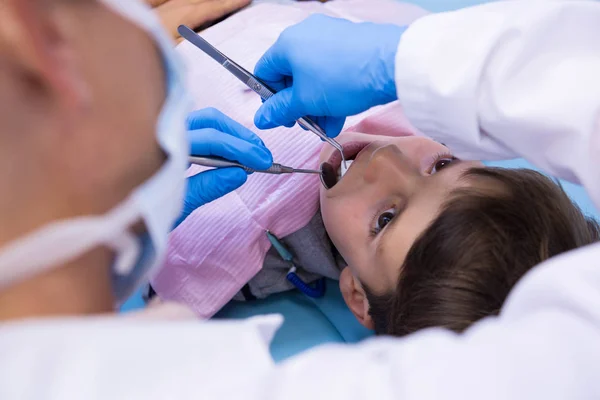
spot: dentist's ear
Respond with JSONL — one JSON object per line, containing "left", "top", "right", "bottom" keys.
{"left": 339, "top": 267, "right": 375, "bottom": 330}
{"left": 2, "top": 0, "right": 89, "bottom": 110}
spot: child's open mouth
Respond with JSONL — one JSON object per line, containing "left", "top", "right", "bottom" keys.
{"left": 320, "top": 141, "right": 370, "bottom": 189}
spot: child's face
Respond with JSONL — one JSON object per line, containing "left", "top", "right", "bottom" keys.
{"left": 319, "top": 132, "right": 483, "bottom": 294}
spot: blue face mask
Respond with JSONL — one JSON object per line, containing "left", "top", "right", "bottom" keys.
{"left": 0, "top": 0, "right": 192, "bottom": 305}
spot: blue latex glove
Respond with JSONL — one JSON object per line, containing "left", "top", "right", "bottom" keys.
{"left": 175, "top": 108, "right": 273, "bottom": 227}
{"left": 254, "top": 14, "right": 406, "bottom": 137}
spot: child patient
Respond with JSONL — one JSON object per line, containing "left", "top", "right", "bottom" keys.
{"left": 150, "top": 1, "right": 599, "bottom": 335}
{"left": 151, "top": 107, "right": 599, "bottom": 336}
{"left": 317, "top": 131, "right": 600, "bottom": 335}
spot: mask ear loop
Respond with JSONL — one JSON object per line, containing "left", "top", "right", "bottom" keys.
{"left": 108, "top": 231, "right": 141, "bottom": 275}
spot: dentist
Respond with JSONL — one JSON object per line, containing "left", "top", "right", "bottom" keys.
{"left": 1, "top": 0, "right": 600, "bottom": 399}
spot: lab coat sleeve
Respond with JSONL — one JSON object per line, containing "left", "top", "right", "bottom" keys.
{"left": 395, "top": 0, "right": 600, "bottom": 206}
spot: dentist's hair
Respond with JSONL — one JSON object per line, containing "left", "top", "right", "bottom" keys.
{"left": 366, "top": 167, "right": 600, "bottom": 336}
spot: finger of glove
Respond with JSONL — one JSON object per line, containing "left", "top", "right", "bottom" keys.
{"left": 254, "top": 41, "right": 292, "bottom": 91}
{"left": 176, "top": 168, "right": 247, "bottom": 227}
{"left": 254, "top": 87, "right": 302, "bottom": 130}
{"left": 187, "top": 108, "right": 265, "bottom": 148}
{"left": 189, "top": 128, "right": 273, "bottom": 170}
{"left": 301, "top": 116, "right": 344, "bottom": 139}
{"left": 320, "top": 116, "right": 346, "bottom": 138}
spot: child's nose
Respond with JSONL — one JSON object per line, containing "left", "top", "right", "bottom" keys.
{"left": 363, "top": 144, "right": 420, "bottom": 189}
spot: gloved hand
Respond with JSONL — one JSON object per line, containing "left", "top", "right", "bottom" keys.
{"left": 175, "top": 108, "right": 273, "bottom": 227}
{"left": 254, "top": 14, "right": 407, "bottom": 137}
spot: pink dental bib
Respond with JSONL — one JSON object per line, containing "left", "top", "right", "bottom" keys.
{"left": 151, "top": 1, "right": 428, "bottom": 317}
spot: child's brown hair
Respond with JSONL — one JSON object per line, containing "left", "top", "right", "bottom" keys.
{"left": 366, "top": 168, "right": 600, "bottom": 336}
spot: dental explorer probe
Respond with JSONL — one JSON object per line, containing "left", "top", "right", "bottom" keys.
{"left": 189, "top": 156, "right": 322, "bottom": 175}
{"left": 177, "top": 24, "right": 348, "bottom": 171}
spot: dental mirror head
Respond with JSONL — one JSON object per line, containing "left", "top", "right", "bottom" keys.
{"left": 319, "top": 160, "right": 354, "bottom": 189}
{"left": 320, "top": 162, "right": 337, "bottom": 189}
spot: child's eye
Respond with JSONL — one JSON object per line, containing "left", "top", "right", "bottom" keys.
{"left": 371, "top": 208, "right": 397, "bottom": 236}
{"left": 430, "top": 157, "right": 457, "bottom": 174}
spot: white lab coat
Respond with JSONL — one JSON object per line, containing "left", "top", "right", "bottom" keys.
{"left": 2, "top": 1, "right": 600, "bottom": 399}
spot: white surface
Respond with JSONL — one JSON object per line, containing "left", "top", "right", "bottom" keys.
{"left": 3, "top": 2, "right": 600, "bottom": 399}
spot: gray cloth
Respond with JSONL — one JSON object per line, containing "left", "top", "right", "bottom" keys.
{"left": 234, "top": 211, "right": 346, "bottom": 300}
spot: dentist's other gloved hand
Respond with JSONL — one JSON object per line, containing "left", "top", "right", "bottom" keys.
{"left": 175, "top": 108, "right": 273, "bottom": 227}
{"left": 254, "top": 14, "right": 407, "bottom": 137}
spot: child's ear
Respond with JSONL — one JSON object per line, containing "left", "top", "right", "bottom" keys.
{"left": 339, "top": 267, "right": 374, "bottom": 330}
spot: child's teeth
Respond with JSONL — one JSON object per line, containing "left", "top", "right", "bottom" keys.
{"left": 340, "top": 160, "right": 354, "bottom": 177}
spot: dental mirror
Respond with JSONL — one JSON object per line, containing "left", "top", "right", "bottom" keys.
{"left": 320, "top": 162, "right": 337, "bottom": 189}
